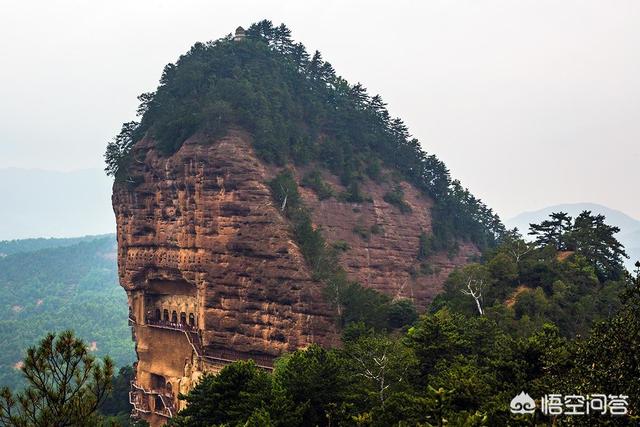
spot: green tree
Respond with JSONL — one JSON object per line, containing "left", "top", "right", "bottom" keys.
{"left": 417, "top": 231, "right": 431, "bottom": 261}
{"left": 386, "top": 299, "right": 418, "bottom": 329}
{"left": 497, "top": 229, "right": 534, "bottom": 266}
{"left": 99, "top": 365, "right": 134, "bottom": 417}
{"left": 172, "top": 360, "right": 271, "bottom": 427}
{"left": 528, "top": 211, "right": 572, "bottom": 250}
{"left": 568, "top": 210, "right": 628, "bottom": 280}
{"left": 344, "top": 333, "right": 417, "bottom": 408}
{"left": 104, "top": 121, "right": 140, "bottom": 180}
{"left": 0, "top": 331, "right": 114, "bottom": 427}
{"left": 566, "top": 278, "right": 640, "bottom": 425}
{"left": 273, "top": 345, "right": 348, "bottom": 426}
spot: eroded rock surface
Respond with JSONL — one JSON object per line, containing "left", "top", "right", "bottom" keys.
{"left": 113, "top": 130, "right": 477, "bottom": 425}
{"left": 294, "top": 167, "right": 479, "bottom": 310}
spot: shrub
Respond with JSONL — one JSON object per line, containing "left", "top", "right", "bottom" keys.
{"left": 331, "top": 240, "right": 350, "bottom": 252}
{"left": 370, "top": 224, "right": 383, "bottom": 235}
{"left": 352, "top": 224, "right": 370, "bottom": 240}
{"left": 383, "top": 185, "right": 412, "bottom": 213}
{"left": 301, "top": 169, "right": 334, "bottom": 200}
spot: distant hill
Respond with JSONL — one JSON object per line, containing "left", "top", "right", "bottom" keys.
{"left": 0, "top": 168, "right": 115, "bottom": 240}
{"left": 0, "top": 235, "right": 134, "bottom": 389}
{"left": 506, "top": 203, "right": 640, "bottom": 270}
{"left": 0, "top": 234, "right": 112, "bottom": 257}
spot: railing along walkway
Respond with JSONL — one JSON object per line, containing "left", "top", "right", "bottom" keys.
{"left": 131, "top": 381, "right": 175, "bottom": 418}
{"left": 130, "top": 317, "right": 275, "bottom": 370}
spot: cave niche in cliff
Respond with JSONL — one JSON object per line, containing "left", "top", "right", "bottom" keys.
{"left": 142, "top": 280, "right": 199, "bottom": 329}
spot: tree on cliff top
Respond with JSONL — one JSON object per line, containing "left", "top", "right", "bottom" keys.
{"left": 529, "top": 211, "right": 628, "bottom": 280}
{"left": 0, "top": 331, "right": 113, "bottom": 427}
{"left": 105, "top": 19, "right": 504, "bottom": 252}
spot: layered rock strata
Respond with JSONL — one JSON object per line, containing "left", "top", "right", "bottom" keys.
{"left": 113, "top": 130, "right": 477, "bottom": 425}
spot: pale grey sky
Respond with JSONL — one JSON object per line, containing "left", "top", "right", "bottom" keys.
{"left": 1, "top": 0, "right": 638, "bottom": 220}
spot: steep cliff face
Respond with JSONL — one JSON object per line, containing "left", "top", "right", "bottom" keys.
{"left": 114, "top": 131, "right": 338, "bottom": 424}
{"left": 295, "top": 168, "right": 479, "bottom": 309}
{"left": 113, "top": 129, "right": 478, "bottom": 424}
{"left": 114, "top": 131, "right": 338, "bottom": 356}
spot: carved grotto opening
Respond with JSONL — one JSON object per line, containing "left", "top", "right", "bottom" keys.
{"left": 141, "top": 280, "right": 200, "bottom": 331}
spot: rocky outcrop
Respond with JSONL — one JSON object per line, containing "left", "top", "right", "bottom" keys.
{"left": 294, "top": 167, "right": 479, "bottom": 310}
{"left": 113, "top": 129, "right": 478, "bottom": 425}
{"left": 114, "top": 131, "right": 338, "bottom": 357}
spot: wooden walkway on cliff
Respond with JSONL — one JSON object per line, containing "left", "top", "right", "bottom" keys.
{"left": 130, "top": 316, "right": 274, "bottom": 370}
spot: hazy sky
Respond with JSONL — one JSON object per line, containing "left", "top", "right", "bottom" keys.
{"left": 1, "top": 0, "right": 638, "bottom": 220}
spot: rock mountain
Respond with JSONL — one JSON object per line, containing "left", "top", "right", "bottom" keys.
{"left": 110, "top": 22, "right": 500, "bottom": 425}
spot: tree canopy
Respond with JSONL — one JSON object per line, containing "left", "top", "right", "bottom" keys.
{"left": 529, "top": 210, "right": 628, "bottom": 280}
{"left": 105, "top": 20, "right": 504, "bottom": 252}
{"left": 0, "top": 331, "right": 113, "bottom": 427}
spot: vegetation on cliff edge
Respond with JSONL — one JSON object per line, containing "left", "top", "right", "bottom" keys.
{"left": 105, "top": 20, "right": 504, "bottom": 252}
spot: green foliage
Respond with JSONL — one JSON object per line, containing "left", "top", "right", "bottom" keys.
{"left": 244, "top": 408, "right": 273, "bottom": 427}
{"left": 365, "top": 158, "right": 382, "bottom": 182}
{"left": 382, "top": 185, "right": 412, "bottom": 213}
{"left": 269, "top": 170, "right": 335, "bottom": 279}
{"left": 563, "top": 281, "right": 640, "bottom": 426}
{"left": 344, "top": 332, "right": 418, "bottom": 408}
{"left": 529, "top": 211, "right": 628, "bottom": 280}
{"left": 106, "top": 19, "right": 504, "bottom": 251}
{"left": 407, "top": 308, "right": 506, "bottom": 380}
{"left": 407, "top": 311, "right": 576, "bottom": 425}
{"left": 370, "top": 224, "right": 383, "bottom": 235}
{"left": 386, "top": 299, "right": 418, "bottom": 329}
{"left": 417, "top": 231, "right": 430, "bottom": 260}
{"left": 569, "top": 211, "right": 628, "bottom": 280}
{"left": 99, "top": 365, "right": 134, "bottom": 418}
{"left": 339, "top": 181, "right": 369, "bottom": 203}
{"left": 352, "top": 224, "right": 370, "bottom": 240}
{"left": 0, "top": 236, "right": 135, "bottom": 390}
{"left": 268, "top": 169, "right": 301, "bottom": 211}
{"left": 172, "top": 347, "right": 351, "bottom": 427}
{"left": 0, "top": 331, "right": 114, "bottom": 427}
{"left": 339, "top": 283, "right": 393, "bottom": 329}
{"left": 104, "top": 121, "right": 142, "bottom": 180}
{"left": 0, "top": 235, "right": 109, "bottom": 257}
{"left": 528, "top": 211, "right": 573, "bottom": 250}
{"left": 273, "top": 345, "right": 349, "bottom": 426}
{"left": 170, "top": 217, "right": 640, "bottom": 426}
{"left": 172, "top": 361, "right": 272, "bottom": 427}
{"left": 331, "top": 240, "right": 350, "bottom": 252}
{"left": 174, "top": 289, "right": 640, "bottom": 426}
{"left": 434, "top": 220, "right": 627, "bottom": 338}
{"left": 301, "top": 169, "right": 335, "bottom": 200}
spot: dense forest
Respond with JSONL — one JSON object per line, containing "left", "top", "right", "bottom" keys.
{"left": 105, "top": 20, "right": 504, "bottom": 253}
{"left": 165, "top": 211, "right": 638, "bottom": 426}
{"left": 0, "top": 236, "right": 134, "bottom": 390}
{"left": 0, "top": 235, "right": 109, "bottom": 257}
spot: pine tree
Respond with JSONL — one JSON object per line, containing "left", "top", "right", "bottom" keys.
{"left": 0, "top": 331, "right": 113, "bottom": 427}
{"left": 569, "top": 210, "right": 628, "bottom": 280}
{"left": 528, "top": 211, "right": 573, "bottom": 250}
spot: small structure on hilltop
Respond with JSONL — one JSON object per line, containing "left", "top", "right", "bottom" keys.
{"left": 233, "top": 26, "right": 246, "bottom": 41}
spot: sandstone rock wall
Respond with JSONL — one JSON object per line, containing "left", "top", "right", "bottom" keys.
{"left": 292, "top": 167, "right": 479, "bottom": 310}
{"left": 114, "top": 131, "right": 338, "bottom": 358}
{"left": 113, "top": 129, "right": 478, "bottom": 425}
